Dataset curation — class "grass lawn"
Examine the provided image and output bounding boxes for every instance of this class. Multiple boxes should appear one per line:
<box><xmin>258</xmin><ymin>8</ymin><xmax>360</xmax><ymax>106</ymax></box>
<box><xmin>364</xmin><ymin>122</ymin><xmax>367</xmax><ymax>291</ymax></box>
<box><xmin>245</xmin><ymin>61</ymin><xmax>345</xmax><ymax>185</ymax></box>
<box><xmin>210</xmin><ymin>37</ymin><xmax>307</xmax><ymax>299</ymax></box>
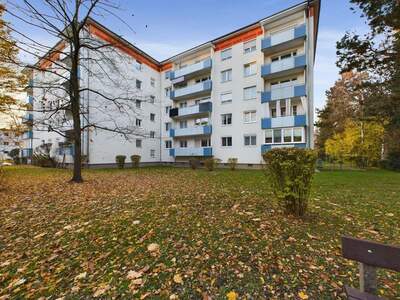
<box><xmin>0</xmin><ymin>166</ymin><xmax>399</xmax><ymax>299</ymax></box>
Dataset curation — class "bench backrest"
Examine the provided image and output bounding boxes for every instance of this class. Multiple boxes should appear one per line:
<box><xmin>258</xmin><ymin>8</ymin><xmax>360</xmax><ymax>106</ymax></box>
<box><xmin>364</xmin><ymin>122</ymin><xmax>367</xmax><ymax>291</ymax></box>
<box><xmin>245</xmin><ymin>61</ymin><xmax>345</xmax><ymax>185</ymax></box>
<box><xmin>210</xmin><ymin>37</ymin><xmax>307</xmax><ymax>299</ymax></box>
<box><xmin>342</xmin><ymin>236</ymin><xmax>400</xmax><ymax>272</ymax></box>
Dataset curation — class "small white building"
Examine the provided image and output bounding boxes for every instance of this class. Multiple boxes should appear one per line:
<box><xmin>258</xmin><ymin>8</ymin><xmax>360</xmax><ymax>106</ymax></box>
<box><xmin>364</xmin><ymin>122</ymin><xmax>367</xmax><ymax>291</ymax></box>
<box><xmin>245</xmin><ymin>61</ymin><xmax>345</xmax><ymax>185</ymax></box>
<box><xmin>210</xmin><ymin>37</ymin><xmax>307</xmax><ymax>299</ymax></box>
<box><xmin>21</xmin><ymin>0</ymin><xmax>320</xmax><ymax>167</ymax></box>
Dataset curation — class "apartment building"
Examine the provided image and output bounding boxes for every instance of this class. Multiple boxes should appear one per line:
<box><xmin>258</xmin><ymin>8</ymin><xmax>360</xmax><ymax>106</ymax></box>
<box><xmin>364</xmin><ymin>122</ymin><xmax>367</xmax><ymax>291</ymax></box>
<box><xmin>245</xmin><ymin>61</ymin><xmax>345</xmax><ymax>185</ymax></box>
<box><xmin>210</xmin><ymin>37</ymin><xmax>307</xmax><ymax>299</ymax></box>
<box><xmin>21</xmin><ymin>0</ymin><xmax>320</xmax><ymax>167</ymax></box>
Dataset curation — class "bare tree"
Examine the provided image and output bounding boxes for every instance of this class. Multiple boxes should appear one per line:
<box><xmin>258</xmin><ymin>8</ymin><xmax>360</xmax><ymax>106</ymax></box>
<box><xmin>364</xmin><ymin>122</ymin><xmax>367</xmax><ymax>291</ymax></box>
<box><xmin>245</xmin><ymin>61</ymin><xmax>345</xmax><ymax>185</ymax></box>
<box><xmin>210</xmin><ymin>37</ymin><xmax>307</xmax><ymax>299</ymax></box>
<box><xmin>3</xmin><ymin>0</ymin><xmax>155</xmax><ymax>182</ymax></box>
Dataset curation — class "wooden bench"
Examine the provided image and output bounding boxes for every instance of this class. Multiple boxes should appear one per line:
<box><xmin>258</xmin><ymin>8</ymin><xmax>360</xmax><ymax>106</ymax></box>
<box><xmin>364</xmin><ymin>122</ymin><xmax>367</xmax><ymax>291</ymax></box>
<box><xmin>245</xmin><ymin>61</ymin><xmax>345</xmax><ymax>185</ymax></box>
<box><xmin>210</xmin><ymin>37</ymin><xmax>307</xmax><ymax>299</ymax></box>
<box><xmin>341</xmin><ymin>236</ymin><xmax>400</xmax><ymax>299</ymax></box>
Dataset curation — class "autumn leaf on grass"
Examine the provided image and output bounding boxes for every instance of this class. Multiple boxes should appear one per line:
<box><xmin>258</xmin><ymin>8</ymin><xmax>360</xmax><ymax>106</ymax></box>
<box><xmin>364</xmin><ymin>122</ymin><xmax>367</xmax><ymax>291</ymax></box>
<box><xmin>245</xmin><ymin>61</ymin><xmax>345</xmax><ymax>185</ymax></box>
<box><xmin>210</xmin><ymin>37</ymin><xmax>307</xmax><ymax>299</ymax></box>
<box><xmin>93</xmin><ymin>284</ymin><xmax>110</xmax><ymax>297</ymax></box>
<box><xmin>298</xmin><ymin>291</ymin><xmax>309</xmax><ymax>299</ymax></box>
<box><xmin>127</xmin><ymin>270</ymin><xmax>142</xmax><ymax>280</ymax></box>
<box><xmin>74</xmin><ymin>272</ymin><xmax>87</xmax><ymax>281</ymax></box>
<box><xmin>173</xmin><ymin>274</ymin><xmax>183</xmax><ymax>284</ymax></box>
<box><xmin>226</xmin><ymin>291</ymin><xmax>238</xmax><ymax>300</ymax></box>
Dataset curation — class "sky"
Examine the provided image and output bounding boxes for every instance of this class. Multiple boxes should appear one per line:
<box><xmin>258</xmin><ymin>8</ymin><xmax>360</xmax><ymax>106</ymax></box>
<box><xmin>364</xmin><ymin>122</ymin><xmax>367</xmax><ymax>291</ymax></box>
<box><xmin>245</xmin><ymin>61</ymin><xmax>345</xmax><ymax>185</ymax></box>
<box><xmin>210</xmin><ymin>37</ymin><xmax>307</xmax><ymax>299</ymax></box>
<box><xmin>6</xmin><ymin>0</ymin><xmax>370</xmax><ymax>112</ymax></box>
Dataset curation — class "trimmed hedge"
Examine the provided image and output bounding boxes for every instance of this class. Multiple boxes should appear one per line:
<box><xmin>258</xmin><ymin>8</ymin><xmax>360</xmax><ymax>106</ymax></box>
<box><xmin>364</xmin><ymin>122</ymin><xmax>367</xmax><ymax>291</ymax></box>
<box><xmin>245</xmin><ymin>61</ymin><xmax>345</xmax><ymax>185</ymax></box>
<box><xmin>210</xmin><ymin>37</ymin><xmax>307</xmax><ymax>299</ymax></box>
<box><xmin>204</xmin><ymin>158</ymin><xmax>220</xmax><ymax>171</ymax></box>
<box><xmin>262</xmin><ymin>148</ymin><xmax>317</xmax><ymax>217</ymax></box>
<box><xmin>189</xmin><ymin>158</ymin><xmax>200</xmax><ymax>170</ymax></box>
<box><xmin>130</xmin><ymin>155</ymin><xmax>141</xmax><ymax>168</ymax></box>
<box><xmin>115</xmin><ymin>155</ymin><xmax>126</xmax><ymax>169</ymax></box>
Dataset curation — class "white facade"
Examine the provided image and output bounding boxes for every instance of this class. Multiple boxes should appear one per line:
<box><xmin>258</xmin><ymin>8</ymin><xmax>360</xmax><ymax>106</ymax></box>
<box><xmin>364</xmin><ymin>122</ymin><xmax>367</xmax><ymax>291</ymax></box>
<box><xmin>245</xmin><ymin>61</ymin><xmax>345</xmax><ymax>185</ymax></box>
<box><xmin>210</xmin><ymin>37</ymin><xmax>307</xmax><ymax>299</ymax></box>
<box><xmin>22</xmin><ymin>1</ymin><xmax>320</xmax><ymax>166</ymax></box>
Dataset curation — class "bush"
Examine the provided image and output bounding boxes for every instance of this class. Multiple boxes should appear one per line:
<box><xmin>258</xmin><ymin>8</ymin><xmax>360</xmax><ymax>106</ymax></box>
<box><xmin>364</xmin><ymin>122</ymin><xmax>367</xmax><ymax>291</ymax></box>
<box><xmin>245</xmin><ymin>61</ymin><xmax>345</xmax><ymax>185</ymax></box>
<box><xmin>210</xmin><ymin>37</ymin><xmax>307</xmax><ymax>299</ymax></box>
<box><xmin>227</xmin><ymin>158</ymin><xmax>238</xmax><ymax>171</ymax></box>
<box><xmin>189</xmin><ymin>158</ymin><xmax>200</xmax><ymax>170</ymax></box>
<box><xmin>204</xmin><ymin>158</ymin><xmax>220</xmax><ymax>171</ymax></box>
<box><xmin>262</xmin><ymin>148</ymin><xmax>317</xmax><ymax>217</ymax></box>
<box><xmin>32</xmin><ymin>153</ymin><xmax>56</xmax><ymax>168</ymax></box>
<box><xmin>130</xmin><ymin>155</ymin><xmax>141</xmax><ymax>168</ymax></box>
<box><xmin>116</xmin><ymin>155</ymin><xmax>126</xmax><ymax>169</ymax></box>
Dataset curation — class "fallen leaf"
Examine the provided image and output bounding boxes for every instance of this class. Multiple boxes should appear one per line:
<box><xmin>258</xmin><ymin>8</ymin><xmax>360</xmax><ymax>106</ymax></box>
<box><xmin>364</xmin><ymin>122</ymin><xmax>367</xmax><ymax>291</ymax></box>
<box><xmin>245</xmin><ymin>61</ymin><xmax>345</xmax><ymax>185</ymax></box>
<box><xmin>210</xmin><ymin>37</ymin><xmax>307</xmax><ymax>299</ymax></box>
<box><xmin>147</xmin><ymin>243</ymin><xmax>159</xmax><ymax>253</ymax></box>
<box><xmin>173</xmin><ymin>274</ymin><xmax>183</xmax><ymax>284</ymax></box>
<box><xmin>127</xmin><ymin>270</ymin><xmax>142</xmax><ymax>280</ymax></box>
<box><xmin>298</xmin><ymin>291</ymin><xmax>309</xmax><ymax>299</ymax></box>
<box><xmin>226</xmin><ymin>291</ymin><xmax>238</xmax><ymax>300</ymax></box>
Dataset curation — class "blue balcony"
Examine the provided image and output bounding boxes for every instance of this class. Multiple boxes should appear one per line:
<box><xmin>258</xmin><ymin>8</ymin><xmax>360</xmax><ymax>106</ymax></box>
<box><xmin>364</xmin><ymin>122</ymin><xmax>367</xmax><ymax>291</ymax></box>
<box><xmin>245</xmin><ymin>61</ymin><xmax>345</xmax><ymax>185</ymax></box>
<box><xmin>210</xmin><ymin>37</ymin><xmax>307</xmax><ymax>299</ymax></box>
<box><xmin>170</xmin><ymin>125</ymin><xmax>212</xmax><ymax>138</ymax></box>
<box><xmin>27</xmin><ymin>96</ymin><xmax>34</xmax><ymax>105</ymax></box>
<box><xmin>23</xmin><ymin>130</ymin><xmax>33</xmax><ymax>139</ymax></box>
<box><xmin>170</xmin><ymin>80</ymin><xmax>212</xmax><ymax>101</ymax></box>
<box><xmin>261</xmin><ymin>143</ymin><xmax>307</xmax><ymax>153</ymax></box>
<box><xmin>262</xmin><ymin>24</ymin><xmax>306</xmax><ymax>55</ymax></box>
<box><xmin>169</xmin><ymin>101</ymin><xmax>212</xmax><ymax>119</ymax></box>
<box><xmin>261</xmin><ymin>55</ymin><xmax>306</xmax><ymax>80</ymax></box>
<box><xmin>261</xmin><ymin>114</ymin><xmax>307</xmax><ymax>129</ymax></box>
<box><xmin>261</xmin><ymin>84</ymin><xmax>306</xmax><ymax>103</ymax></box>
<box><xmin>27</xmin><ymin>79</ymin><xmax>33</xmax><ymax>88</ymax></box>
<box><xmin>22</xmin><ymin>113</ymin><xmax>33</xmax><ymax>124</ymax></box>
<box><xmin>21</xmin><ymin>148</ymin><xmax>33</xmax><ymax>157</ymax></box>
<box><xmin>170</xmin><ymin>59</ymin><xmax>212</xmax><ymax>83</ymax></box>
<box><xmin>169</xmin><ymin>147</ymin><xmax>213</xmax><ymax>157</ymax></box>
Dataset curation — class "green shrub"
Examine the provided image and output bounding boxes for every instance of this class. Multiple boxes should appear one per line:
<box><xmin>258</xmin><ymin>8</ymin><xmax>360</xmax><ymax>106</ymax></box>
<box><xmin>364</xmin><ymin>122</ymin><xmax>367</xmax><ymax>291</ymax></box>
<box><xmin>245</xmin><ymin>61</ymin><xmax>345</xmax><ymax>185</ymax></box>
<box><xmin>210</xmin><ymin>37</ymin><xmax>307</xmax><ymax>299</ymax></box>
<box><xmin>189</xmin><ymin>158</ymin><xmax>200</xmax><ymax>170</ymax></box>
<box><xmin>227</xmin><ymin>158</ymin><xmax>238</xmax><ymax>171</ymax></box>
<box><xmin>204</xmin><ymin>158</ymin><xmax>220</xmax><ymax>171</ymax></box>
<box><xmin>32</xmin><ymin>153</ymin><xmax>56</xmax><ymax>168</ymax></box>
<box><xmin>262</xmin><ymin>148</ymin><xmax>317</xmax><ymax>217</ymax></box>
<box><xmin>115</xmin><ymin>155</ymin><xmax>126</xmax><ymax>169</ymax></box>
<box><xmin>130</xmin><ymin>155</ymin><xmax>141</xmax><ymax>168</ymax></box>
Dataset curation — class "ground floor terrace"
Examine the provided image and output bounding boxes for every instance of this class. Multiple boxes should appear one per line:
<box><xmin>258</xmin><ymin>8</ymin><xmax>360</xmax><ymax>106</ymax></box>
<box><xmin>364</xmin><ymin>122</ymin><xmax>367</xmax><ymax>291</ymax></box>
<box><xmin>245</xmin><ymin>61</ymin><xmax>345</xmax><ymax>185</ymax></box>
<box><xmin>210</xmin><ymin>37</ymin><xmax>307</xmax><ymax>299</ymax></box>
<box><xmin>0</xmin><ymin>166</ymin><xmax>399</xmax><ymax>299</ymax></box>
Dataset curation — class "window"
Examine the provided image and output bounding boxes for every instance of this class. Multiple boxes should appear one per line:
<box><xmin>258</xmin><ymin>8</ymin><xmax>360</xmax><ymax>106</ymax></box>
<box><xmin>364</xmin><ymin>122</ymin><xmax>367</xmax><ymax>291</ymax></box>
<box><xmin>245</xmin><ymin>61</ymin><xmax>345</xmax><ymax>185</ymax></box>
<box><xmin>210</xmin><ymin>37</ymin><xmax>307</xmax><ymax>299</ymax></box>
<box><xmin>165</xmin><ymin>122</ymin><xmax>171</xmax><ymax>131</ymax></box>
<box><xmin>165</xmin><ymin>106</ymin><xmax>171</xmax><ymax>114</ymax></box>
<box><xmin>244</xmin><ymin>135</ymin><xmax>257</xmax><ymax>146</ymax></box>
<box><xmin>244</xmin><ymin>39</ymin><xmax>256</xmax><ymax>54</ymax></box>
<box><xmin>271</xmin><ymin>108</ymin><xmax>277</xmax><ymax>118</ymax></box>
<box><xmin>195</xmin><ymin>117</ymin><xmax>209</xmax><ymax>126</ymax></box>
<box><xmin>293</xmin><ymin>128</ymin><xmax>303</xmax><ymax>142</ymax></box>
<box><xmin>281</xmin><ymin>106</ymin><xmax>287</xmax><ymax>116</ymax></box>
<box><xmin>135</xmin><ymin>99</ymin><xmax>141</xmax><ymax>108</ymax></box>
<box><xmin>273</xmin><ymin>129</ymin><xmax>282</xmax><ymax>144</ymax></box>
<box><xmin>150</xmin><ymin>113</ymin><xmax>155</xmax><ymax>122</ymax></box>
<box><xmin>221</xmin><ymin>48</ymin><xmax>232</xmax><ymax>61</ymax></box>
<box><xmin>243</xmin><ymin>111</ymin><xmax>256</xmax><ymax>123</ymax></box>
<box><xmin>221</xmin><ymin>136</ymin><xmax>232</xmax><ymax>147</ymax></box>
<box><xmin>135</xmin><ymin>60</ymin><xmax>142</xmax><ymax>71</ymax></box>
<box><xmin>136</xmin><ymin>79</ymin><xmax>142</xmax><ymax>89</ymax></box>
<box><xmin>221</xmin><ymin>69</ymin><xmax>232</xmax><ymax>83</ymax></box>
<box><xmin>271</xmin><ymin>51</ymin><xmax>297</xmax><ymax>63</ymax></box>
<box><xmin>292</xmin><ymin>105</ymin><xmax>298</xmax><ymax>116</ymax></box>
<box><xmin>180</xmin><ymin>140</ymin><xmax>188</xmax><ymax>148</ymax></box>
<box><xmin>165</xmin><ymin>140</ymin><xmax>172</xmax><ymax>149</ymax></box>
<box><xmin>179</xmin><ymin>120</ymin><xmax>187</xmax><ymax>129</ymax></box>
<box><xmin>179</xmin><ymin>102</ymin><xmax>187</xmax><ymax>108</ymax></box>
<box><xmin>150</xmin><ymin>149</ymin><xmax>156</xmax><ymax>158</ymax></box>
<box><xmin>221</xmin><ymin>113</ymin><xmax>232</xmax><ymax>125</ymax></box>
<box><xmin>201</xmin><ymin>139</ymin><xmax>211</xmax><ymax>147</ymax></box>
<box><xmin>244</xmin><ymin>62</ymin><xmax>256</xmax><ymax>77</ymax></box>
<box><xmin>136</xmin><ymin>139</ymin><xmax>142</xmax><ymax>148</ymax></box>
<box><xmin>243</xmin><ymin>86</ymin><xmax>257</xmax><ymax>100</ymax></box>
<box><xmin>150</xmin><ymin>78</ymin><xmax>155</xmax><ymax>87</ymax></box>
<box><xmin>149</xmin><ymin>96</ymin><xmax>155</xmax><ymax>103</ymax></box>
<box><xmin>265</xmin><ymin>130</ymin><xmax>273</xmax><ymax>144</ymax></box>
<box><xmin>165</xmin><ymin>87</ymin><xmax>171</xmax><ymax>97</ymax></box>
<box><xmin>150</xmin><ymin>131</ymin><xmax>155</xmax><ymax>138</ymax></box>
<box><xmin>136</xmin><ymin>118</ymin><xmax>142</xmax><ymax>127</ymax></box>
<box><xmin>220</xmin><ymin>92</ymin><xmax>232</xmax><ymax>104</ymax></box>
<box><xmin>195</xmin><ymin>76</ymin><xmax>210</xmax><ymax>83</ymax></box>
<box><xmin>283</xmin><ymin>128</ymin><xmax>292</xmax><ymax>143</ymax></box>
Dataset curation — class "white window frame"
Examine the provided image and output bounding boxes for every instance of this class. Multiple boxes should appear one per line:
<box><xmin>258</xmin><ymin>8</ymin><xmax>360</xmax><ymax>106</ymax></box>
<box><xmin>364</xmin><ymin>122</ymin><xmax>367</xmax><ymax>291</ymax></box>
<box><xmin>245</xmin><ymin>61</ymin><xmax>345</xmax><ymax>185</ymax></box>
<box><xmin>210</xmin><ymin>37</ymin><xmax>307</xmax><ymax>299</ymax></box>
<box><xmin>150</xmin><ymin>113</ymin><xmax>155</xmax><ymax>122</ymax></box>
<box><xmin>221</xmin><ymin>48</ymin><xmax>232</xmax><ymax>61</ymax></box>
<box><xmin>243</xmin><ymin>86</ymin><xmax>257</xmax><ymax>101</ymax></box>
<box><xmin>136</xmin><ymin>139</ymin><xmax>142</xmax><ymax>148</ymax></box>
<box><xmin>220</xmin><ymin>91</ymin><xmax>232</xmax><ymax>104</ymax></box>
<box><xmin>221</xmin><ymin>69</ymin><xmax>232</xmax><ymax>83</ymax></box>
<box><xmin>180</xmin><ymin>140</ymin><xmax>188</xmax><ymax>148</ymax></box>
<box><xmin>243</xmin><ymin>110</ymin><xmax>257</xmax><ymax>123</ymax></box>
<box><xmin>165</xmin><ymin>140</ymin><xmax>172</xmax><ymax>149</ymax></box>
<box><xmin>243</xmin><ymin>62</ymin><xmax>256</xmax><ymax>77</ymax></box>
<box><xmin>244</xmin><ymin>134</ymin><xmax>257</xmax><ymax>147</ymax></box>
<box><xmin>221</xmin><ymin>136</ymin><xmax>233</xmax><ymax>147</ymax></box>
<box><xmin>243</xmin><ymin>39</ymin><xmax>256</xmax><ymax>54</ymax></box>
<box><xmin>150</xmin><ymin>149</ymin><xmax>156</xmax><ymax>158</ymax></box>
<box><xmin>264</xmin><ymin>127</ymin><xmax>305</xmax><ymax>145</ymax></box>
<box><xmin>221</xmin><ymin>113</ymin><xmax>232</xmax><ymax>126</ymax></box>
<box><xmin>136</xmin><ymin>118</ymin><xmax>142</xmax><ymax>127</ymax></box>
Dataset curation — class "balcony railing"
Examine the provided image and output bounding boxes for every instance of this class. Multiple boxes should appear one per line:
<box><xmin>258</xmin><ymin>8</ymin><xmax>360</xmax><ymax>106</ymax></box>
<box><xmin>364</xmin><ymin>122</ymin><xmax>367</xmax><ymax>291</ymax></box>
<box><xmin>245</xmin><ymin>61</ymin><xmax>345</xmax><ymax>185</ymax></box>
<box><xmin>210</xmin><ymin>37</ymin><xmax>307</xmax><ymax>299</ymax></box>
<box><xmin>261</xmin><ymin>143</ymin><xmax>306</xmax><ymax>152</ymax></box>
<box><xmin>262</xmin><ymin>24</ymin><xmax>306</xmax><ymax>54</ymax></box>
<box><xmin>169</xmin><ymin>147</ymin><xmax>213</xmax><ymax>157</ymax></box>
<box><xmin>23</xmin><ymin>130</ymin><xmax>33</xmax><ymax>139</ymax></box>
<box><xmin>261</xmin><ymin>114</ymin><xmax>307</xmax><ymax>129</ymax></box>
<box><xmin>21</xmin><ymin>148</ymin><xmax>33</xmax><ymax>157</ymax></box>
<box><xmin>22</xmin><ymin>113</ymin><xmax>33</xmax><ymax>124</ymax></box>
<box><xmin>170</xmin><ymin>125</ymin><xmax>212</xmax><ymax>138</ymax></box>
<box><xmin>261</xmin><ymin>84</ymin><xmax>306</xmax><ymax>103</ymax></box>
<box><xmin>169</xmin><ymin>101</ymin><xmax>212</xmax><ymax>119</ymax></box>
<box><xmin>261</xmin><ymin>55</ymin><xmax>306</xmax><ymax>79</ymax></box>
<box><xmin>170</xmin><ymin>80</ymin><xmax>212</xmax><ymax>100</ymax></box>
<box><xmin>170</xmin><ymin>59</ymin><xmax>212</xmax><ymax>82</ymax></box>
